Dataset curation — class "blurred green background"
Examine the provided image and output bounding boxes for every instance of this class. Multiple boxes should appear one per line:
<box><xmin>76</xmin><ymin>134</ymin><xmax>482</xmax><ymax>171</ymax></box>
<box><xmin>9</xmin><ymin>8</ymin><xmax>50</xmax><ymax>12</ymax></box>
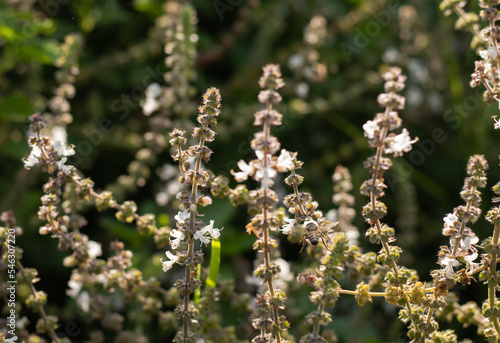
<box><xmin>1</xmin><ymin>0</ymin><xmax>498</xmax><ymax>342</ymax></box>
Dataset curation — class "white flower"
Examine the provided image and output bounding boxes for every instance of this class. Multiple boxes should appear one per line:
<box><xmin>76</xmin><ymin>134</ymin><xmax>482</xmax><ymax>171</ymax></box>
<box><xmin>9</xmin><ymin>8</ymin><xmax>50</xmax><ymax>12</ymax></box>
<box><xmin>276</xmin><ymin>149</ymin><xmax>295</xmax><ymax>172</ymax></box>
<box><xmin>442</xmin><ymin>213</ymin><xmax>458</xmax><ymax>235</ymax></box>
<box><xmin>480</xmin><ymin>45</ymin><xmax>498</xmax><ymax>60</ymax></box>
<box><xmin>174</xmin><ymin>210</ymin><xmax>190</xmax><ymax>226</ymax></box>
<box><xmin>210</xmin><ymin>223</ymin><xmax>222</xmax><ymax>239</ymax></box>
<box><xmin>440</xmin><ymin>257</ymin><xmax>459</xmax><ymax>279</ymax></box>
<box><xmin>281</xmin><ymin>217</ymin><xmax>296</xmax><ymax>235</ymax></box>
<box><xmin>273</xmin><ymin>258</ymin><xmax>294</xmax><ymax>291</ymax></box>
<box><xmin>193</xmin><ymin>220</ymin><xmax>221</xmax><ymax>245</ymax></box>
<box><xmin>53</xmin><ymin>140</ymin><xmax>75</xmax><ymax>157</ymax></box>
<box><xmin>51</xmin><ymin>126</ymin><xmax>68</xmax><ymax>143</ymax></box>
<box><xmin>461</xmin><ymin>235</ymin><xmax>479</xmax><ymax>268</ymax></box>
<box><xmin>87</xmin><ymin>241</ymin><xmax>102</xmax><ymax>259</ymax></box>
<box><xmin>363</xmin><ymin>120</ymin><xmax>379</xmax><ymax>139</ymax></box>
<box><xmin>232</xmin><ymin>160</ymin><xmax>254</xmax><ymax>182</ymax></box>
<box><xmin>57</xmin><ymin>157</ymin><xmax>73</xmax><ymax>174</ymax></box>
<box><xmin>194</xmin><ymin>227</ymin><xmax>211</xmax><ymax>245</ymax></box>
<box><xmin>77</xmin><ymin>291</ymin><xmax>90</xmax><ymax>313</ymax></box>
<box><xmin>443</xmin><ymin>213</ymin><xmax>457</xmax><ymax>227</ymax></box>
<box><xmin>169</xmin><ymin>229</ymin><xmax>185</xmax><ymax>249</ymax></box>
<box><xmin>345</xmin><ymin>229</ymin><xmax>360</xmax><ymax>246</ymax></box>
<box><xmin>385</xmin><ymin>129</ymin><xmax>418</xmax><ymax>156</ymax></box>
<box><xmin>256</xmin><ymin>166</ymin><xmax>277</xmax><ymax>189</ymax></box>
<box><xmin>461</xmin><ymin>235</ymin><xmax>479</xmax><ymax>251</ymax></box>
<box><xmin>142</xmin><ymin>83</ymin><xmax>162</xmax><ymax>116</ymax></box>
<box><xmin>142</xmin><ymin>97</ymin><xmax>160</xmax><ymax>116</ymax></box>
<box><xmin>24</xmin><ymin>145</ymin><xmax>42</xmax><ymax>168</ymax></box>
<box><xmin>464</xmin><ymin>251</ymin><xmax>478</xmax><ymax>263</ymax></box>
<box><xmin>67</xmin><ymin>279</ymin><xmax>82</xmax><ymax>298</ymax></box>
<box><xmin>161</xmin><ymin>251</ymin><xmax>179</xmax><ymax>271</ymax></box>
<box><xmin>494</xmin><ymin>116</ymin><xmax>500</xmax><ymax>129</ymax></box>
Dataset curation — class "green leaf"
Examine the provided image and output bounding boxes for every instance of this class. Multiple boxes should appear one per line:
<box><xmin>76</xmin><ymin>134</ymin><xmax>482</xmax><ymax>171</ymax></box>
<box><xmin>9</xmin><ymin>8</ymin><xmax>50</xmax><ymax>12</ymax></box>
<box><xmin>0</xmin><ymin>93</ymin><xmax>34</xmax><ymax>121</ymax></box>
<box><xmin>133</xmin><ymin>0</ymin><xmax>163</xmax><ymax>16</ymax></box>
<box><xmin>14</xmin><ymin>38</ymin><xmax>62</xmax><ymax>65</ymax></box>
<box><xmin>206</xmin><ymin>239</ymin><xmax>221</xmax><ymax>289</ymax></box>
<box><xmin>0</xmin><ymin>24</ymin><xmax>17</xmax><ymax>42</ymax></box>
<box><xmin>157</xmin><ymin>213</ymin><xmax>170</xmax><ymax>227</ymax></box>
<box><xmin>99</xmin><ymin>217</ymin><xmax>144</xmax><ymax>248</ymax></box>
<box><xmin>0</xmin><ymin>11</ymin><xmax>22</xmax><ymax>42</ymax></box>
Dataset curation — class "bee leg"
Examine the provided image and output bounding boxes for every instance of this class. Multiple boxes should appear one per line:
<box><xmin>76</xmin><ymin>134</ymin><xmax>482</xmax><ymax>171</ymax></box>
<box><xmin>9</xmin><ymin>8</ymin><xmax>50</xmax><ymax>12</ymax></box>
<box><xmin>299</xmin><ymin>236</ymin><xmax>306</xmax><ymax>253</ymax></box>
<box><xmin>320</xmin><ymin>234</ymin><xmax>330</xmax><ymax>250</ymax></box>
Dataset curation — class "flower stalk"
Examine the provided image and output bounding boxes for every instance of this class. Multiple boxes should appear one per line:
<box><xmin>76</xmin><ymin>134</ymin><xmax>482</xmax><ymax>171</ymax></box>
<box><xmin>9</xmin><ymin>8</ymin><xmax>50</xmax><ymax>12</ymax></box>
<box><xmin>163</xmin><ymin>87</ymin><xmax>222</xmax><ymax>342</ymax></box>
<box><xmin>232</xmin><ymin>64</ymin><xmax>294</xmax><ymax>343</ymax></box>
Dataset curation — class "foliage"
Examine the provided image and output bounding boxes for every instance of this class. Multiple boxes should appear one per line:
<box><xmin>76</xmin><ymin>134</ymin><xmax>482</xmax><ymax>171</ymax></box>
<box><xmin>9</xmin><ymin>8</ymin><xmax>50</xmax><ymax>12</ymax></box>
<box><xmin>2</xmin><ymin>0</ymin><xmax>500</xmax><ymax>342</ymax></box>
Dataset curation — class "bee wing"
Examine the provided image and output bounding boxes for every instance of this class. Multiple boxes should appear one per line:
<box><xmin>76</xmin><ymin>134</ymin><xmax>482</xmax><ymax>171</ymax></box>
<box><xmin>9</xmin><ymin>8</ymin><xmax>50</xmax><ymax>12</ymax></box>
<box><xmin>321</xmin><ymin>220</ymin><xmax>339</xmax><ymax>231</ymax></box>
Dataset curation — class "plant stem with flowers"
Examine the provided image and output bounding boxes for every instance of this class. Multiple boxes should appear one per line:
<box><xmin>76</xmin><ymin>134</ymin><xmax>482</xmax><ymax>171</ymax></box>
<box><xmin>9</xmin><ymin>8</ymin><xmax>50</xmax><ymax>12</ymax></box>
<box><xmin>162</xmin><ymin>87</ymin><xmax>222</xmax><ymax>343</ymax></box>
<box><xmin>485</xmin><ymin>205</ymin><xmax>500</xmax><ymax>338</ymax></box>
<box><xmin>0</xmin><ymin>211</ymin><xmax>63</xmax><ymax>343</ymax></box>
<box><xmin>482</xmin><ymin>162</ymin><xmax>500</xmax><ymax>339</ymax></box>
<box><xmin>280</xmin><ymin>147</ymin><xmax>339</xmax><ymax>342</ymax></box>
<box><xmin>360</xmin><ymin>67</ymin><xmax>435</xmax><ymax>341</ymax></box>
<box><xmin>441</xmin><ymin>0</ymin><xmax>500</xmax><ymax>339</ymax></box>
<box><xmin>232</xmin><ymin>64</ymin><xmax>296</xmax><ymax>343</ymax></box>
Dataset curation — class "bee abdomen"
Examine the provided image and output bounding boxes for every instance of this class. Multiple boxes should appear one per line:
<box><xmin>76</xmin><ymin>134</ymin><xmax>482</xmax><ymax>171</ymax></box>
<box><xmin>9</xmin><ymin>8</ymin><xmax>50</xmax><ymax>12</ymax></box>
<box><xmin>309</xmin><ymin>235</ymin><xmax>319</xmax><ymax>246</ymax></box>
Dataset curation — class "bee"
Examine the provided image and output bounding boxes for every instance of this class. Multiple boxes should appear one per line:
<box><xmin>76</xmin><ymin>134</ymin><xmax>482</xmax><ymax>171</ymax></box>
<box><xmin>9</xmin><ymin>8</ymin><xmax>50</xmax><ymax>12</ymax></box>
<box><xmin>458</xmin><ymin>268</ymin><xmax>476</xmax><ymax>285</ymax></box>
<box><xmin>297</xmin><ymin>271</ymin><xmax>319</xmax><ymax>290</ymax></box>
<box><xmin>299</xmin><ymin>218</ymin><xmax>338</xmax><ymax>253</ymax></box>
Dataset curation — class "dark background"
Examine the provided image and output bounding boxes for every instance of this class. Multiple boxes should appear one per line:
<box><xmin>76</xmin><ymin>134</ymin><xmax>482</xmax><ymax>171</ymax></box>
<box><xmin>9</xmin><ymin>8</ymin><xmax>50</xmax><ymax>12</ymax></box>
<box><xmin>0</xmin><ymin>0</ymin><xmax>497</xmax><ymax>342</ymax></box>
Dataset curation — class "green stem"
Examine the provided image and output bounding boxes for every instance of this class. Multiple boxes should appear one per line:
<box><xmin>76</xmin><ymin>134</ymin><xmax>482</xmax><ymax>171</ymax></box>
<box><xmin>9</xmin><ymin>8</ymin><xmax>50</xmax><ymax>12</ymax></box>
<box><xmin>312</xmin><ymin>302</ymin><xmax>325</xmax><ymax>338</ymax></box>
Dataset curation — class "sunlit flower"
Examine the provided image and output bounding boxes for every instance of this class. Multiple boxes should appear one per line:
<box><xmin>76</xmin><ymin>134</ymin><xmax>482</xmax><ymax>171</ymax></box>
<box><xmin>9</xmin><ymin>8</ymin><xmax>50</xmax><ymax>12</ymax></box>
<box><xmin>385</xmin><ymin>129</ymin><xmax>418</xmax><ymax>156</ymax></box>
<box><xmin>87</xmin><ymin>241</ymin><xmax>102</xmax><ymax>259</ymax></box>
<box><xmin>175</xmin><ymin>210</ymin><xmax>190</xmax><ymax>226</ymax></box>
<box><xmin>442</xmin><ymin>213</ymin><xmax>458</xmax><ymax>235</ymax></box>
<box><xmin>363</xmin><ymin>120</ymin><xmax>379</xmax><ymax>139</ymax></box>
<box><xmin>256</xmin><ymin>166</ymin><xmax>277</xmax><ymax>189</ymax></box>
<box><xmin>479</xmin><ymin>45</ymin><xmax>498</xmax><ymax>60</ymax></box>
<box><xmin>273</xmin><ymin>257</ymin><xmax>294</xmax><ymax>290</ymax></box>
<box><xmin>24</xmin><ymin>146</ymin><xmax>42</xmax><ymax>169</ymax></box>
<box><xmin>53</xmin><ymin>140</ymin><xmax>75</xmax><ymax>157</ymax></box>
<box><xmin>493</xmin><ymin>116</ymin><xmax>500</xmax><ymax>129</ymax></box>
<box><xmin>161</xmin><ymin>251</ymin><xmax>179</xmax><ymax>271</ymax></box>
<box><xmin>281</xmin><ymin>217</ymin><xmax>296</xmax><ymax>235</ymax></box>
<box><xmin>67</xmin><ymin>279</ymin><xmax>82</xmax><ymax>298</ymax></box>
<box><xmin>461</xmin><ymin>235</ymin><xmax>479</xmax><ymax>252</ymax></box>
<box><xmin>194</xmin><ymin>226</ymin><xmax>211</xmax><ymax>245</ymax></box>
<box><xmin>77</xmin><ymin>291</ymin><xmax>90</xmax><ymax>313</ymax></box>
<box><xmin>210</xmin><ymin>222</ymin><xmax>222</xmax><ymax>239</ymax></box>
<box><xmin>443</xmin><ymin>213</ymin><xmax>457</xmax><ymax>227</ymax></box>
<box><xmin>194</xmin><ymin>220</ymin><xmax>221</xmax><ymax>245</ymax></box>
<box><xmin>232</xmin><ymin>160</ymin><xmax>254</xmax><ymax>182</ymax></box>
<box><xmin>440</xmin><ymin>257</ymin><xmax>459</xmax><ymax>279</ymax></box>
<box><xmin>276</xmin><ymin>149</ymin><xmax>295</xmax><ymax>172</ymax></box>
<box><xmin>169</xmin><ymin>229</ymin><xmax>185</xmax><ymax>249</ymax></box>
<box><xmin>142</xmin><ymin>83</ymin><xmax>162</xmax><ymax>116</ymax></box>
<box><xmin>57</xmin><ymin>157</ymin><xmax>72</xmax><ymax>174</ymax></box>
